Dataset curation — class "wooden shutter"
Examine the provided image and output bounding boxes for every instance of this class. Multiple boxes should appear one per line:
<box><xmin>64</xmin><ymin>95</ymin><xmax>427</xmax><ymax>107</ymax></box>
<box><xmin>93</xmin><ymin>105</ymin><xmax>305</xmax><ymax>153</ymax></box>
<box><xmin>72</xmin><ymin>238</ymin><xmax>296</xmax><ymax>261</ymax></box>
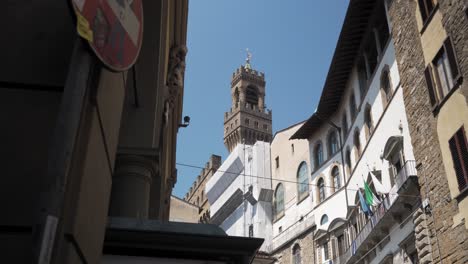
<box><xmin>424</xmin><ymin>66</ymin><xmax>438</xmax><ymax>107</ymax></box>
<box><xmin>444</xmin><ymin>37</ymin><xmax>460</xmax><ymax>81</ymax></box>
<box><xmin>449</xmin><ymin>127</ymin><xmax>468</xmax><ymax>191</ymax></box>
<box><xmin>418</xmin><ymin>0</ymin><xmax>428</xmax><ymax>21</ymax></box>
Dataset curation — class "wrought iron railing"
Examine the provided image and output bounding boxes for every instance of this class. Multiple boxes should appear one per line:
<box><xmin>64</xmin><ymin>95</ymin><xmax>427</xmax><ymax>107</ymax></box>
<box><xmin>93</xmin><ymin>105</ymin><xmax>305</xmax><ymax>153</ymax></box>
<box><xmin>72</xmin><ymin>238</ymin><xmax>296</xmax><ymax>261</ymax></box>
<box><xmin>332</xmin><ymin>160</ymin><xmax>417</xmax><ymax>264</ymax></box>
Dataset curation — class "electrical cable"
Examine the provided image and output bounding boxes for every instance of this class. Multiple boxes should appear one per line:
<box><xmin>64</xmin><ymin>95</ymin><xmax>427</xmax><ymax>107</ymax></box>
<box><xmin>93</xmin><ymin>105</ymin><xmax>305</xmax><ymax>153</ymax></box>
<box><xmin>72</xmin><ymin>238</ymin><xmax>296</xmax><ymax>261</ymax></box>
<box><xmin>176</xmin><ymin>162</ymin><xmax>422</xmax><ymax>198</ymax></box>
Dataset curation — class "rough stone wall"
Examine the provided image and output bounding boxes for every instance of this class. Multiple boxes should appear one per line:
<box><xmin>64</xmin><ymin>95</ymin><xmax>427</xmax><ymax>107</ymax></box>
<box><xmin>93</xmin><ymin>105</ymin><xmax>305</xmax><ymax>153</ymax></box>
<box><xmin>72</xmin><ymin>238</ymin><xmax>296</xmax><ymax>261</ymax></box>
<box><xmin>271</xmin><ymin>229</ymin><xmax>315</xmax><ymax>264</ymax></box>
<box><xmin>387</xmin><ymin>1</ymin><xmax>468</xmax><ymax>263</ymax></box>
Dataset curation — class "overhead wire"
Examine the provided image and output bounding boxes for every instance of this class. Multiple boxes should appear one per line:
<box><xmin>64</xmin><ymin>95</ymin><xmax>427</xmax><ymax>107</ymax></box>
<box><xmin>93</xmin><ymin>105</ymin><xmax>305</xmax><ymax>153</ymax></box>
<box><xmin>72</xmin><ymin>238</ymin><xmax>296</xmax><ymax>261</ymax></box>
<box><xmin>176</xmin><ymin>161</ymin><xmax>422</xmax><ymax>198</ymax></box>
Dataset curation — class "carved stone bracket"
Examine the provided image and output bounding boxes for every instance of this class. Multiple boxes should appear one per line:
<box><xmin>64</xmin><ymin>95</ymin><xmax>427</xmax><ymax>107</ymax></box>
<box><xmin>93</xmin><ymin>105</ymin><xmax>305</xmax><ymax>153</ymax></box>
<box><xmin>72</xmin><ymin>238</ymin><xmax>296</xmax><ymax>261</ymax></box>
<box><xmin>163</xmin><ymin>45</ymin><xmax>187</xmax><ymax>125</ymax></box>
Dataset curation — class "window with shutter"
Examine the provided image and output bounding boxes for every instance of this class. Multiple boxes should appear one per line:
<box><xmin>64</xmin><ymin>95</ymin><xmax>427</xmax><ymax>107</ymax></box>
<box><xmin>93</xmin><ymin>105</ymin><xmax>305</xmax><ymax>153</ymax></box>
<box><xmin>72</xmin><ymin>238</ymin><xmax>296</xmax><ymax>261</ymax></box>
<box><xmin>444</xmin><ymin>37</ymin><xmax>460</xmax><ymax>82</ymax></box>
<box><xmin>424</xmin><ymin>37</ymin><xmax>461</xmax><ymax>110</ymax></box>
<box><xmin>424</xmin><ymin>66</ymin><xmax>438</xmax><ymax>107</ymax></box>
<box><xmin>449</xmin><ymin>127</ymin><xmax>468</xmax><ymax>191</ymax></box>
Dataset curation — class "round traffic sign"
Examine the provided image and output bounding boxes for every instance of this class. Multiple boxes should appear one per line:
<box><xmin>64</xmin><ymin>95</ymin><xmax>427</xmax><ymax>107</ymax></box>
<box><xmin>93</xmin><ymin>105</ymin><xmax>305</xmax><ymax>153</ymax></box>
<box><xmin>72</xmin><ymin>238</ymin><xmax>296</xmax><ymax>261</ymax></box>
<box><xmin>72</xmin><ymin>0</ymin><xmax>143</xmax><ymax>72</ymax></box>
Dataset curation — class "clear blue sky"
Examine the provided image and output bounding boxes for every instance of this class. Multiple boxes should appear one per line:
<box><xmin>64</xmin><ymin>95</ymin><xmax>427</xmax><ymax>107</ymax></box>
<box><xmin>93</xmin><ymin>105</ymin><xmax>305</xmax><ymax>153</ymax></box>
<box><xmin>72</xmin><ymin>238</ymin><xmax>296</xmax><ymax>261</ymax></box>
<box><xmin>174</xmin><ymin>0</ymin><xmax>349</xmax><ymax>198</ymax></box>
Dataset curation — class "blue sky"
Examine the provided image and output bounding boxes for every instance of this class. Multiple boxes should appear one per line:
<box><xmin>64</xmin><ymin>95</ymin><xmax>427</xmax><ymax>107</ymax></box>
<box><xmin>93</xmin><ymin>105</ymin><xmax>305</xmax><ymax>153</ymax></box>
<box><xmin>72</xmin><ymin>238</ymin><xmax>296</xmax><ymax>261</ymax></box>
<box><xmin>174</xmin><ymin>0</ymin><xmax>349</xmax><ymax>198</ymax></box>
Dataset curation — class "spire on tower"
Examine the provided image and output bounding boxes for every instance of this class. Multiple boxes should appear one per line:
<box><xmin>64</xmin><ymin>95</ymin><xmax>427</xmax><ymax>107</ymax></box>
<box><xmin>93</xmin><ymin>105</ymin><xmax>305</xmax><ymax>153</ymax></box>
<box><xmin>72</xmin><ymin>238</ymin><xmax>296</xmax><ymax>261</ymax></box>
<box><xmin>245</xmin><ymin>48</ymin><xmax>252</xmax><ymax>69</ymax></box>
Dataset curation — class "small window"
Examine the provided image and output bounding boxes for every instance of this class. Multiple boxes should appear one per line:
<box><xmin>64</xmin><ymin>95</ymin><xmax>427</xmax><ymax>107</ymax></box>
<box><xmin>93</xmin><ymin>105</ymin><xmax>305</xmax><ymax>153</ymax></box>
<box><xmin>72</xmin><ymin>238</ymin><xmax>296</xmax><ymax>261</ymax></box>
<box><xmin>318</xmin><ymin>178</ymin><xmax>326</xmax><ymax>202</ymax></box>
<box><xmin>342</xmin><ymin>114</ymin><xmax>349</xmax><ymax>135</ymax></box>
<box><xmin>381</xmin><ymin>66</ymin><xmax>392</xmax><ymax>107</ymax></box>
<box><xmin>245</xmin><ymin>118</ymin><xmax>250</xmax><ymax>125</ymax></box>
<box><xmin>297</xmin><ymin>162</ymin><xmax>309</xmax><ymax>199</ymax></box>
<box><xmin>293</xmin><ymin>244</ymin><xmax>301</xmax><ymax>264</ymax></box>
<box><xmin>418</xmin><ymin>0</ymin><xmax>435</xmax><ymax>23</ymax></box>
<box><xmin>346</xmin><ymin>148</ymin><xmax>352</xmax><ymax>171</ymax></box>
<box><xmin>354</xmin><ymin>130</ymin><xmax>361</xmax><ymax>158</ymax></box>
<box><xmin>320</xmin><ymin>214</ymin><xmax>329</xmax><ymax>225</ymax></box>
<box><xmin>279</xmin><ymin>226</ymin><xmax>283</xmax><ymax>233</ymax></box>
<box><xmin>275</xmin><ymin>156</ymin><xmax>280</xmax><ymax>168</ymax></box>
<box><xmin>291</xmin><ymin>144</ymin><xmax>295</xmax><ymax>154</ymax></box>
<box><xmin>328</xmin><ymin>131</ymin><xmax>339</xmax><ymax>156</ymax></box>
<box><xmin>235</xmin><ymin>119</ymin><xmax>238</xmax><ymax>125</ymax></box>
<box><xmin>364</xmin><ymin>105</ymin><xmax>374</xmax><ymax>138</ymax></box>
<box><xmin>332</xmin><ymin>166</ymin><xmax>341</xmax><ymax>190</ymax></box>
<box><xmin>350</xmin><ymin>93</ymin><xmax>357</xmax><ymax>120</ymax></box>
<box><xmin>274</xmin><ymin>184</ymin><xmax>285</xmax><ymax>217</ymax></box>
<box><xmin>263</xmin><ymin>124</ymin><xmax>268</xmax><ymax>130</ymax></box>
<box><xmin>248</xmin><ymin>224</ymin><xmax>254</xmax><ymax>237</ymax></box>
<box><xmin>314</xmin><ymin>142</ymin><xmax>324</xmax><ymax>168</ymax></box>
<box><xmin>254</xmin><ymin>121</ymin><xmax>259</xmax><ymax>128</ymax></box>
<box><xmin>323</xmin><ymin>242</ymin><xmax>330</xmax><ymax>261</ymax></box>
<box><xmin>449</xmin><ymin>126</ymin><xmax>468</xmax><ymax>191</ymax></box>
<box><xmin>231</xmin><ymin>123</ymin><xmax>233</xmax><ymax>128</ymax></box>
<box><xmin>425</xmin><ymin>37</ymin><xmax>460</xmax><ymax>108</ymax></box>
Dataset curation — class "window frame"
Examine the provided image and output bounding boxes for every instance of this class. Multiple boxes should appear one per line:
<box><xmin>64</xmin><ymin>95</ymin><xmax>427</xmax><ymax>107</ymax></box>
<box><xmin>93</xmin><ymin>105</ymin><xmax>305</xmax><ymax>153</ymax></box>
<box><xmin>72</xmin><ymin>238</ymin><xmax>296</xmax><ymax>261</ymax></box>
<box><xmin>332</xmin><ymin>166</ymin><xmax>341</xmax><ymax>191</ymax></box>
<box><xmin>424</xmin><ymin>36</ymin><xmax>462</xmax><ymax>113</ymax></box>
<box><xmin>449</xmin><ymin>126</ymin><xmax>468</xmax><ymax>193</ymax></box>
<box><xmin>318</xmin><ymin>178</ymin><xmax>326</xmax><ymax>202</ymax></box>
<box><xmin>328</xmin><ymin>131</ymin><xmax>339</xmax><ymax>157</ymax></box>
<box><xmin>314</xmin><ymin>142</ymin><xmax>324</xmax><ymax>169</ymax></box>
<box><xmin>274</xmin><ymin>183</ymin><xmax>285</xmax><ymax>219</ymax></box>
<box><xmin>297</xmin><ymin>162</ymin><xmax>310</xmax><ymax>201</ymax></box>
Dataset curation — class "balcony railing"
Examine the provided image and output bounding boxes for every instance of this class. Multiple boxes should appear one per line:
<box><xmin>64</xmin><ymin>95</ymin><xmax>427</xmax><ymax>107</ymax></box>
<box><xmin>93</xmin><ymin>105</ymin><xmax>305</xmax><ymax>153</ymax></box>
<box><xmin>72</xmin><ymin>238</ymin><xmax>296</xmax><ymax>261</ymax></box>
<box><xmin>266</xmin><ymin>214</ymin><xmax>315</xmax><ymax>253</ymax></box>
<box><xmin>332</xmin><ymin>160</ymin><xmax>417</xmax><ymax>264</ymax></box>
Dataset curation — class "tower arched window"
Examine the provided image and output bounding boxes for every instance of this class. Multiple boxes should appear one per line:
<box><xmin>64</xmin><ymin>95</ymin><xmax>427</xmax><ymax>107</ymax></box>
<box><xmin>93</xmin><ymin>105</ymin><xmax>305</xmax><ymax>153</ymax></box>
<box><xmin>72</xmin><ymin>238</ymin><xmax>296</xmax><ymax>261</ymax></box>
<box><xmin>354</xmin><ymin>129</ymin><xmax>361</xmax><ymax>159</ymax></box>
<box><xmin>274</xmin><ymin>184</ymin><xmax>284</xmax><ymax>218</ymax></box>
<box><xmin>297</xmin><ymin>162</ymin><xmax>309</xmax><ymax>200</ymax></box>
<box><xmin>246</xmin><ymin>85</ymin><xmax>259</xmax><ymax>106</ymax></box>
<box><xmin>293</xmin><ymin>244</ymin><xmax>301</xmax><ymax>264</ymax></box>
<box><xmin>332</xmin><ymin>166</ymin><xmax>341</xmax><ymax>191</ymax></box>
<box><xmin>350</xmin><ymin>93</ymin><xmax>357</xmax><ymax>120</ymax></box>
<box><xmin>314</xmin><ymin>142</ymin><xmax>324</xmax><ymax>169</ymax></box>
<box><xmin>328</xmin><ymin>131</ymin><xmax>339</xmax><ymax>157</ymax></box>
<box><xmin>234</xmin><ymin>88</ymin><xmax>240</xmax><ymax>106</ymax></box>
<box><xmin>380</xmin><ymin>65</ymin><xmax>392</xmax><ymax>107</ymax></box>
<box><xmin>318</xmin><ymin>178</ymin><xmax>326</xmax><ymax>202</ymax></box>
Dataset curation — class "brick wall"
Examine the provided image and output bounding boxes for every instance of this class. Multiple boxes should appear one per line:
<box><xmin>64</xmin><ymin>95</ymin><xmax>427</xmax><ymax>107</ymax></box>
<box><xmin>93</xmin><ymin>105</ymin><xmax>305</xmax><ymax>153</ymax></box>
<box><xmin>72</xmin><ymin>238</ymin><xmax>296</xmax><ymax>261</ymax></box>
<box><xmin>387</xmin><ymin>0</ymin><xmax>468</xmax><ymax>263</ymax></box>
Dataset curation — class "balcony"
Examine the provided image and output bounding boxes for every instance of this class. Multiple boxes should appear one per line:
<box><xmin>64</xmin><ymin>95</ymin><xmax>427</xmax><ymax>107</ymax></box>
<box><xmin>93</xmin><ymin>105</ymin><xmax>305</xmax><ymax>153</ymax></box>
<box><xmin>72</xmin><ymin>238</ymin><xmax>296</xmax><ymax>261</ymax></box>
<box><xmin>266</xmin><ymin>214</ymin><xmax>315</xmax><ymax>253</ymax></box>
<box><xmin>333</xmin><ymin>160</ymin><xmax>419</xmax><ymax>264</ymax></box>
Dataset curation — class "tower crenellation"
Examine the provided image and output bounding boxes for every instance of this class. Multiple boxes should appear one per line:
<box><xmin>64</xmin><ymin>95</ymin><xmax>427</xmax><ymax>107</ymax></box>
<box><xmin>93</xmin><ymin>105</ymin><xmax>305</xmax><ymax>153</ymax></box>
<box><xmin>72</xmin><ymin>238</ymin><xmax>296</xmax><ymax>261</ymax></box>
<box><xmin>224</xmin><ymin>59</ymin><xmax>272</xmax><ymax>152</ymax></box>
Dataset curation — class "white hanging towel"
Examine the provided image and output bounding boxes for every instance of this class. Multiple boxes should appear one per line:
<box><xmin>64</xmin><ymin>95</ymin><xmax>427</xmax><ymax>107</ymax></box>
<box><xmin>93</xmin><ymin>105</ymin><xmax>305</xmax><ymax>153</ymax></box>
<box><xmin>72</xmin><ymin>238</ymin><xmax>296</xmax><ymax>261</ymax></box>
<box><xmin>370</xmin><ymin>171</ymin><xmax>390</xmax><ymax>194</ymax></box>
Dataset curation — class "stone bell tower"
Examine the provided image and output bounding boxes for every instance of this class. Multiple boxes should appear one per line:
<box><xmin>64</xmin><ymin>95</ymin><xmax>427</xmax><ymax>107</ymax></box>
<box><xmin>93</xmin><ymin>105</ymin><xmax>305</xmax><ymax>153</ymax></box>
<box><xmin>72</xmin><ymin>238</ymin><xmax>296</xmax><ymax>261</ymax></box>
<box><xmin>223</xmin><ymin>53</ymin><xmax>272</xmax><ymax>152</ymax></box>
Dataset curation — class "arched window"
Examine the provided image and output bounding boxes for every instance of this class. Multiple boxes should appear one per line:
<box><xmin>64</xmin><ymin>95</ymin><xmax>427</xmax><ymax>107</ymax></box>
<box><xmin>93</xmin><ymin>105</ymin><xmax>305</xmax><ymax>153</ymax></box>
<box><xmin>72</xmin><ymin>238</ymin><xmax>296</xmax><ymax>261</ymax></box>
<box><xmin>274</xmin><ymin>184</ymin><xmax>285</xmax><ymax>217</ymax></box>
<box><xmin>233</xmin><ymin>88</ymin><xmax>240</xmax><ymax>106</ymax></box>
<box><xmin>345</xmin><ymin>147</ymin><xmax>352</xmax><ymax>172</ymax></box>
<box><xmin>318</xmin><ymin>178</ymin><xmax>326</xmax><ymax>202</ymax></box>
<box><xmin>332</xmin><ymin>166</ymin><xmax>341</xmax><ymax>191</ymax></box>
<box><xmin>342</xmin><ymin>114</ymin><xmax>349</xmax><ymax>135</ymax></box>
<box><xmin>246</xmin><ymin>85</ymin><xmax>259</xmax><ymax>106</ymax></box>
<box><xmin>364</xmin><ymin>104</ymin><xmax>374</xmax><ymax>139</ymax></box>
<box><xmin>297</xmin><ymin>162</ymin><xmax>309</xmax><ymax>199</ymax></box>
<box><xmin>328</xmin><ymin>131</ymin><xmax>339</xmax><ymax>156</ymax></box>
<box><xmin>314</xmin><ymin>142</ymin><xmax>324</xmax><ymax>168</ymax></box>
<box><xmin>350</xmin><ymin>93</ymin><xmax>357</xmax><ymax>120</ymax></box>
<box><xmin>293</xmin><ymin>244</ymin><xmax>301</xmax><ymax>264</ymax></box>
<box><xmin>354</xmin><ymin>129</ymin><xmax>361</xmax><ymax>158</ymax></box>
<box><xmin>321</xmin><ymin>214</ymin><xmax>329</xmax><ymax>225</ymax></box>
<box><xmin>381</xmin><ymin>66</ymin><xmax>392</xmax><ymax>107</ymax></box>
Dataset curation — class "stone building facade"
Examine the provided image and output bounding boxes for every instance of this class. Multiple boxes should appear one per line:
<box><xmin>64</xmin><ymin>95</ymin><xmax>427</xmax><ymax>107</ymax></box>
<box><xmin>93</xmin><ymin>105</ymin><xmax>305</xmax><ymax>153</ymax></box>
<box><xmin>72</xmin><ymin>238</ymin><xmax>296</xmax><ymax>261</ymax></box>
<box><xmin>387</xmin><ymin>0</ymin><xmax>468</xmax><ymax>263</ymax></box>
<box><xmin>184</xmin><ymin>154</ymin><xmax>221</xmax><ymax>223</ymax></box>
<box><xmin>224</xmin><ymin>60</ymin><xmax>273</xmax><ymax>152</ymax></box>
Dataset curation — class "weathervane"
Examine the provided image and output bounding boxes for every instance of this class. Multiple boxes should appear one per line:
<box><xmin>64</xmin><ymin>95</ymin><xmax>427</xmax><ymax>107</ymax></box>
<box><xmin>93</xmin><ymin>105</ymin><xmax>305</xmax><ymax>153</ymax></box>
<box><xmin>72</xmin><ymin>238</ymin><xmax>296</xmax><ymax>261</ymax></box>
<box><xmin>245</xmin><ymin>48</ymin><xmax>252</xmax><ymax>68</ymax></box>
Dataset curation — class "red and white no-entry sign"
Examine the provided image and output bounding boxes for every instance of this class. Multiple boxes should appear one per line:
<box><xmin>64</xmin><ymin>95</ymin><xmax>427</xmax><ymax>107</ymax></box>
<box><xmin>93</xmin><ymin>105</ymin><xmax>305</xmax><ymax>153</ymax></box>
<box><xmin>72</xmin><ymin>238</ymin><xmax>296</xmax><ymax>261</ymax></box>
<box><xmin>72</xmin><ymin>0</ymin><xmax>143</xmax><ymax>72</ymax></box>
